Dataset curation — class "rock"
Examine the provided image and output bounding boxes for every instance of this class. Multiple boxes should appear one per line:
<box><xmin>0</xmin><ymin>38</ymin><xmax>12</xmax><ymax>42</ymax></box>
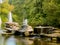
<box><xmin>5</xmin><ymin>22</ymin><xmax>19</xmax><ymax>31</ymax></box>
<box><xmin>24</xmin><ymin>25</ymin><xmax>33</xmax><ymax>36</ymax></box>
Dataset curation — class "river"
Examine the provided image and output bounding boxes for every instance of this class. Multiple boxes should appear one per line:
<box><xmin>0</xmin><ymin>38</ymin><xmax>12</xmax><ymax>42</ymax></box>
<box><xmin>0</xmin><ymin>35</ymin><xmax>60</xmax><ymax>45</ymax></box>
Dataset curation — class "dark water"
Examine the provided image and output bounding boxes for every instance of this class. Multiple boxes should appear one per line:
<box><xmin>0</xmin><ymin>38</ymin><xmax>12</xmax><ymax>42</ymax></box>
<box><xmin>0</xmin><ymin>35</ymin><xmax>60</xmax><ymax>45</ymax></box>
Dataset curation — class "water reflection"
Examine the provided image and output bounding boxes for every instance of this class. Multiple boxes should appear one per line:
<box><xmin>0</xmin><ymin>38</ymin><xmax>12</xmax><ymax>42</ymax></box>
<box><xmin>15</xmin><ymin>37</ymin><xmax>33</xmax><ymax>45</ymax></box>
<box><xmin>6</xmin><ymin>36</ymin><xmax>16</xmax><ymax>45</ymax></box>
<box><xmin>0</xmin><ymin>35</ymin><xmax>60</xmax><ymax>45</ymax></box>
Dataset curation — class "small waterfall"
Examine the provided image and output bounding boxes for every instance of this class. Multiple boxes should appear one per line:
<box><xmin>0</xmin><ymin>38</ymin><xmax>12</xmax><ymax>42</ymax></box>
<box><xmin>0</xmin><ymin>17</ymin><xmax>2</xmax><ymax>30</ymax></box>
<box><xmin>8</xmin><ymin>12</ymin><xmax>13</xmax><ymax>22</ymax></box>
<box><xmin>0</xmin><ymin>0</ymin><xmax>3</xmax><ymax>3</ymax></box>
<box><xmin>23</xmin><ymin>19</ymin><xmax>28</xmax><ymax>26</ymax></box>
<box><xmin>0</xmin><ymin>17</ymin><xmax>3</xmax><ymax>38</ymax></box>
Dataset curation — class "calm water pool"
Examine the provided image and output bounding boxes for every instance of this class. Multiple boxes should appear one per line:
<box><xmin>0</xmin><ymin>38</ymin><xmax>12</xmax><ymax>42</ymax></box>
<box><xmin>0</xmin><ymin>35</ymin><xmax>60</xmax><ymax>45</ymax></box>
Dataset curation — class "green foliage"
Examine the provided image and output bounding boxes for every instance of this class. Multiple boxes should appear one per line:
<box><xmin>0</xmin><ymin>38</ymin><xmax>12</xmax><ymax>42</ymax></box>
<box><xmin>1</xmin><ymin>0</ymin><xmax>60</xmax><ymax>28</ymax></box>
<box><xmin>9</xmin><ymin>0</ymin><xmax>60</xmax><ymax>27</ymax></box>
<box><xmin>42</xmin><ymin>0</ymin><xmax>60</xmax><ymax>27</ymax></box>
<box><xmin>0</xmin><ymin>1</ymin><xmax>10</xmax><ymax>15</ymax></box>
<box><xmin>0</xmin><ymin>0</ymin><xmax>14</xmax><ymax>28</ymax></box>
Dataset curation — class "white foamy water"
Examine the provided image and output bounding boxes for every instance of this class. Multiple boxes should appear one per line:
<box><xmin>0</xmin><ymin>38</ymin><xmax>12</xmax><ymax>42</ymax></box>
<box><xmin>0</xmin><ymin>17</ymin><xmax>2</xmax><ymax>30</ymax></box>
<box><xmin>23</xmin><ymin>19</ymin><xmax>28</xmax><ymax>26</ymax></box>
<box><xmin>8</xmin><ymin>12</ymin><xmax>13</xmax><ymax>22</ymax></box>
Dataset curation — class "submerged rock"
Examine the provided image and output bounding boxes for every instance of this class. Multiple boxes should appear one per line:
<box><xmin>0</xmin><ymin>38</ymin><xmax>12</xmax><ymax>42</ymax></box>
<box><xmin>20</xmin><ymin>25</ymin><xmax>33</xmax><ymax>36</ymax></box>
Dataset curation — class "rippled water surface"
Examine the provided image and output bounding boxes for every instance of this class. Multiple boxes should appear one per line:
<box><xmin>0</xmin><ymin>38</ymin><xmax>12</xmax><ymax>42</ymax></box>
<box><xmin>0</xmin><ymin>35</ymin><xmax>60</xmax><ymax>45</ymax></box>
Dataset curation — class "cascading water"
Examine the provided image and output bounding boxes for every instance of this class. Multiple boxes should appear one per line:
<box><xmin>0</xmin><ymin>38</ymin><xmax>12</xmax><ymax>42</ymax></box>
<box><xmin>8</xmin><ymin>12</ymin><xmax>13</xmax><ymax>22</ymax></box>
<box><xmin>23</xmin><ymin>19</ymin><xmax>28</xmax><ymax>26</ymax></box>
<box><xmin>0</xmin><ymin>17</ymin><xmax>3</xmax><ymax>34</ymax></box>
<box><xmin>20</xmin><ymin>19</ymin><xmax>28</xmax><ymax>33</ymax></box>
<box><xmin>0</xmin><ymin>17</ymin><xmax>2</xmax><ymax>30</ymax></box>
<box><xmin>0</xmin><ymin>0</ymin><xmax>3</xmax><ymax>34</ymax></box>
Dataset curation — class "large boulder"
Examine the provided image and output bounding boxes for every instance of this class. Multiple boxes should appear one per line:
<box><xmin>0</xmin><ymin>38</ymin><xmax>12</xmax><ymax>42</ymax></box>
<box><xmin>24</xmin><ymin>25</ymin><xmax>33</xmax><ymax>36</ymax></box>
<box><xmin>5</xmin><ymin>22</ymin><xmax>19</xmax><ymax>31</ymax></box>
